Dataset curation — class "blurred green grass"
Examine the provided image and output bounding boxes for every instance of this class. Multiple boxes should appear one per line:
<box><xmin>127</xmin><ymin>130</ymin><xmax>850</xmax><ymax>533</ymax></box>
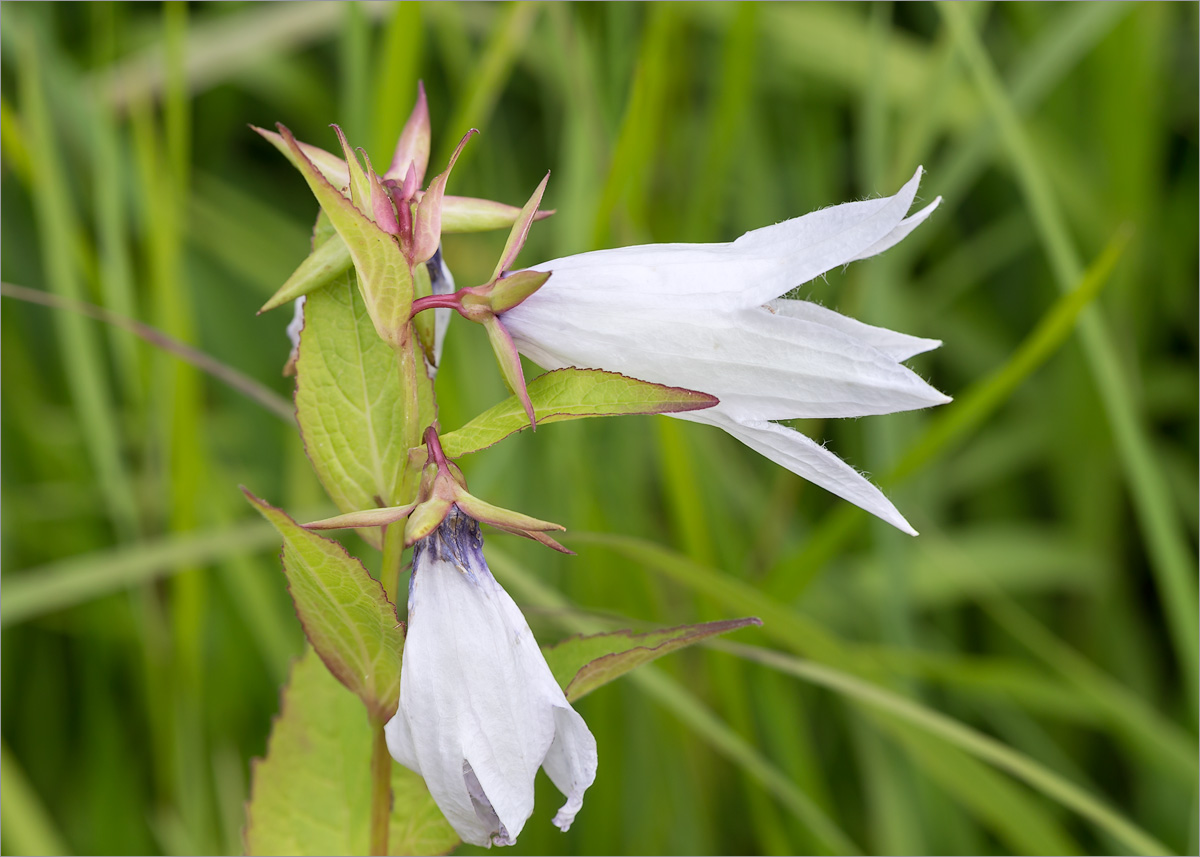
<box><xmin>1</xmin><ymin>2</ymin><xmax>1196</xmax><ymax>855</ymax></box>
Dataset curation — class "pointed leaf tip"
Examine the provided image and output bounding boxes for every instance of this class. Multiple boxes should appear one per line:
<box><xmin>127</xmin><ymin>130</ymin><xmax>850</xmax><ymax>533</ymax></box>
<box><xmin>243</xmin><ymin>489</ymin><xmax>405</xmax><ymax>720</ymax></box>
<box><xmin>492</xmin><ymin>172</ymin><xmax>550</xmax><ymax>281</ymax></box>
<box><xmin>544</xmin><ymin>618</ymin><xmax>763</xmax><ymax>702</ymax></box>
<box><xmin>412</xmin><ymin>130</ymin><xmax>477</xmax><ymax>264</ymax></box>
<box><xmin>389</xmin><ymin>80</ymin><xmax>432</xmax><ymax>185</ymax></box>
<box><xmin>483</xmin><ymin>316</ymin><xmax>536</xmax><ymax>430</ymax></box>
<box><xmin>331</xmin><ymin>124</ymin><xmax>371</xmax><ymax>209</ymax></box>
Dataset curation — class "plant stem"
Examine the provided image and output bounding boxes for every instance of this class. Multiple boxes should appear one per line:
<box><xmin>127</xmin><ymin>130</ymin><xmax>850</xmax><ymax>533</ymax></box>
<box><xmin>380</xmin><ymin>522</ymin><xmax>406</xmax><ymax>607</ymax></box>
<box><xmin>394</xmin><ymin>333</ymin><xmax>424</xmax><ymax>456</ymax></box>
<box><xmin>368</xmin><ymin>720</ymin><xmax>392</xmax><ymax>857</ymax></box>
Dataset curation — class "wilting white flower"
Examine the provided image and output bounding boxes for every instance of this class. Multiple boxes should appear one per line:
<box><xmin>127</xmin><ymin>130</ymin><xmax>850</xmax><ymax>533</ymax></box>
<box><xmin>386</xmin><ymin>508</ymin><xmax>597</xmax><ymax>847</ymax></box>
<box><xmin>503</xmin><ymin>167</ymin><xmax>948</xmax><ymax>534</ymax></box>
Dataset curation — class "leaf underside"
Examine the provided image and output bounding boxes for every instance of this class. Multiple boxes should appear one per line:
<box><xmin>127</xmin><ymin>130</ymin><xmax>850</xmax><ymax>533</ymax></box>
<box><xmin>440</xmin><ymin>367</ymin><xmax>719</xmax><ymax>458</ymax></box>
<box><xmin>543</xmin><ymin>617</ymin><xmax>763</xmax><ymax>702</ymax></box>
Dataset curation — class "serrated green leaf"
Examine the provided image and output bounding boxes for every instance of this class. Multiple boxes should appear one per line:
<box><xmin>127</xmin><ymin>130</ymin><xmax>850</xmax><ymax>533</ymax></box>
<box><xmin>440</xmin><ymin>368</ymin><xmax>719</xmax><ymax>458</ymax></box>
<box><xmin>275</xmin><ymin>125</ymin><xmax>413</xmax><ymax>348</ymax></box>
<box><xmin>293</xmin><ymin>271</ymin><xmax>420</xmax><ymax>548</ymax></box>
<box><xmin>245</xmin><ymin>491</ymin><xmax>404</xmax><ymax>719</ymax></box>
<box><xmin>543</xmin><ymin>618</ymin><xmax>762</xmax><ymax>702</ymax></box>
<box><xmin>244</xmin><ymin>649</ymin><xmax>458</xmax><ymax>857</ymax></box>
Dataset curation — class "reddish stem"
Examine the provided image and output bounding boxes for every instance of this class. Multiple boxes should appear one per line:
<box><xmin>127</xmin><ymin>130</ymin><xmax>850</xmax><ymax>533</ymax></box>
<box><xmin>410</xmin><ymin>293</ymin><xmax>463</xmax><ymax>316</ymax></box>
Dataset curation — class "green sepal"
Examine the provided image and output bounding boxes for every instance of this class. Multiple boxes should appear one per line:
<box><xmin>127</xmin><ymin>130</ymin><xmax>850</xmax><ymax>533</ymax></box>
<box><xmin>440</xmin><ymin>368</ymin><xmax>719</xmax><ymax>458</ymax></box>
<box><xmin>441</xmin><ymin>195</ymin><xmax>555</xmax><ymax>234</ymax></box>
<box><xmin>543</xmin><ymin>618</ymin><xmax>763</xmax><ymax>702</ymax></box>
<box><xmin>492</xmin><ymin>173</ymin><xmax>549</xmax><ymax>281</ymax></box>
<box><xmin>259</xmin><ymin>235</ymin><xmax>353</xmax><ymax>313</ymax></box>
<box><xmin>403</xmin><ymin>497</ymin><xmax>453</xmax><ymax>544</ymax></box>
<box><xmin>482</xmin><ymin>315</ymin><xmax>535</xmax><ymax>428</ymax></box>
<box><xmin>303</xmin><ymin>502</ymin><xmax>417</xmax><ymax>531</ymax></box>
<box><xmin>244</xmin><ymin>490</ymin><xmax>405</xmax><ymax>721</ymax></box>
<box><xmin>489</xmin><ymin>270</ymin><xmax>551</xmax><ymax>314</ymax></box>
<box><xmin>331</xmin><ymin>125</ymin><xmax>372</xmax><ymax>212</ymax></box>
<box><xmin>412</xmin><ymin>130</ymin><xmax>475</xmax><ymax>264</ymax></box>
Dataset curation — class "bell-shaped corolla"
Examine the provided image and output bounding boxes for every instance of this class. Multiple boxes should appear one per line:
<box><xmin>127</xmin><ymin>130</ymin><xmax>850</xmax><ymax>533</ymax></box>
<box><xmin>501</xmin><ymin>167</ymin><xmax>950</xmax><ymax>534</ymax></box>
<box><xmin>386</xmin><ymin>509</ymin><xmax>597</xmax><ymax>847</ymax></box>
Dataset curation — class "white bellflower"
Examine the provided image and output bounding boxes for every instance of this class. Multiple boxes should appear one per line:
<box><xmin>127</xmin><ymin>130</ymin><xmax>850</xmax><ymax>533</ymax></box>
<box><xmin>502</xmin><ymin>168</ymin><xmax>948</xmax><ymax>533</ymax></box>
<box><xmin>386</xmin><ymin>509</ymin><xmax>597</xmax><ymax>847</ymax></box>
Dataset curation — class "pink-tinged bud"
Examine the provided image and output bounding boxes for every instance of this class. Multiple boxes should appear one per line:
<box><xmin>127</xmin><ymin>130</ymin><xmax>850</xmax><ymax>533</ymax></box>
<box><xmin>400</xmin><ymin>162</ymin><xmax>420</xmax><ymax>202</ymax></box>
<box><xmin>492</xmin><ymin>173</ymin><xmax>550</xmax><ymax>282</ymax></box>
<box><xmin>412</xmin><ymin>130</ymin><xmax>477</xmax><ymax>265</ymax></box>
<box><xmin>362</xmin><ymin>150</ymin><xmax>400</xmax><ymax>236</ymax></box>
<box><xmin>388</xmin><ymin>81</ymin><xmax>431</xmax><ymax>187</ymax></box>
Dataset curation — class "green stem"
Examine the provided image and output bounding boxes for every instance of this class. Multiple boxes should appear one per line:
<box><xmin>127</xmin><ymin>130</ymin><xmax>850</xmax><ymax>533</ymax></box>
<box><xmin>368</xmin><ymin>720</ymin><xmax>391</xmax><ymax>857</ymax></box>
<box><xmin>394</xmin><ymin>333</ymin><xmax>423</xmax><ymax>456</ymax></box>
<box><xmin>380</xmin><ymin>522</ymin><xmax>406</xmax><ymax>607</ymax></box>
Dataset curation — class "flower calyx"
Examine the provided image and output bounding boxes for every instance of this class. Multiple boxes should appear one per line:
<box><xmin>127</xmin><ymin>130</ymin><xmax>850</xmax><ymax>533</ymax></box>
<box><xmin>254</xmin><ymin>83</ymin><xmax>556</xmax><ymax>316</ymax></box>
<box><xmin>410</xmin><ymin>174</ymin><xmax>553</xmax><ymax>427</ymax></box>
<box><xmin>303</xmin><ymin>426</ymin><xmax>571</xmax><ymax>553</ymax></box>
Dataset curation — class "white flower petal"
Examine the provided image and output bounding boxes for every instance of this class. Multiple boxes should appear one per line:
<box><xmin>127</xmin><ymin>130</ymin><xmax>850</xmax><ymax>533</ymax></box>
<box><xmin>542</xmin><ymin>705</ymin><xmax>598</xmax><ymax>832</ymax></box>
<box><xmin>504</xmin><ymin>166</ymin><xmax>947</xmax><ymax>533</ymax></box>
<box><xmin>387</xmin><ymin>512</ymin><xmax>597</xmax><ymax>847</ymax></box>
<box><xmin>527</xmin><ymin>167</ymin><xmax>928</xmax><ymax>311</ymax></box>
<box><xmin>507</xmin><ymin>305</ymin><xmax>949</xmax><ymax>420</ymax></box>
<box><xmin>766</xmin><ymin>298</ymin><xmax>942</xmax><ymax>362</ymax></box>
<box><xmin>426</xmin><ymin>246</ymin><xmax>455</xmax><ymax>376</ymax></box>
<box><xmin>850</xmin><ymin>197</ymin><xmax>942</xmax><ymax>263</ymax></box>
<box><xmin>677</xmin><ymin>409</ymin><xmax>918</xmax><ymax>536</ymax></box>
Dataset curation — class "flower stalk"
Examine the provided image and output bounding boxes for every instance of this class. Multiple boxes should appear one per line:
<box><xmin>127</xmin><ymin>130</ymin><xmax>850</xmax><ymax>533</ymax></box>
<box><xmin>368</xmin><ymin>720</ymin><xmax>392</xmax><ymax>857</ymax></box>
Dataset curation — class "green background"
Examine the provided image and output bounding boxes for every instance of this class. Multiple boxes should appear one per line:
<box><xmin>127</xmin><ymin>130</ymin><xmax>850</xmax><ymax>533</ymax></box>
<box><xmin>1</xmin><ymin>2</ymin><xmax>1196</xmax><ymax>855</ymax></box>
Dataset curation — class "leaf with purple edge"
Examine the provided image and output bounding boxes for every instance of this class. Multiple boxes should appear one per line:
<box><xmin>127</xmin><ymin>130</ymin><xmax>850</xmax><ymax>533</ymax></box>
<box><xmin>258</xmin><ymin>199</ymin><xmax>558</xmax><ymax>313</ymax></box>
<box><xmin>275</xmin><ymin>124</ymin><xmax>413</xmax><ymax>348</ymax></box>
<box><xmin>542</xmin><ymin>618</ymin><xmax>764</xmax><ymax>702</ymax></box>
<box><xmin>293</xmin><ymin>267</ymin><xmax>420</xmax><ymax>548</ymax></box>
<box><xmin>253</xmin><ymin>125</ymin><xmax>349</xmax><ymax>189</ymax></box>
<box><xmin>439</xmin><ymin>368</ymin><xmax>719</xmax><ymax>458</ymax></box>
<box><xmin>331</xmin><ymin>125</ymin><xmax>372</xmax><ymax>211</ymax></box>
<box><xmin>243</xmin><ymin>490</ymin><xmax>404</xmax><ymax>721</ymax></box>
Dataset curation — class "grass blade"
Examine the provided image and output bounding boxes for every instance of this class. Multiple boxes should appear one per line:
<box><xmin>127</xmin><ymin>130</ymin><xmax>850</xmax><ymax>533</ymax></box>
<box><xmin>722</xmin><ymin>642</ymin><xmax>1174</xmax><ymax>857</ymax></box>
<box><xmin>938</xmin><ymin>2</ymin><xmax>1198</xmax><ymax>716</ymax></box>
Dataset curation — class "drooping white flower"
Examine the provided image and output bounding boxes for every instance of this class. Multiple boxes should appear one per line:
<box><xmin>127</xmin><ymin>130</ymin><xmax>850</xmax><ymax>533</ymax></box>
<box><xmin>386</xmin><ymin>508</ymin><xmax>597</xmax><ymax>847</ymax></box>
<box><xmin>502</xmin><ymin>167</ymin><xmax>949</xmax><ymax>534</ymax></box>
